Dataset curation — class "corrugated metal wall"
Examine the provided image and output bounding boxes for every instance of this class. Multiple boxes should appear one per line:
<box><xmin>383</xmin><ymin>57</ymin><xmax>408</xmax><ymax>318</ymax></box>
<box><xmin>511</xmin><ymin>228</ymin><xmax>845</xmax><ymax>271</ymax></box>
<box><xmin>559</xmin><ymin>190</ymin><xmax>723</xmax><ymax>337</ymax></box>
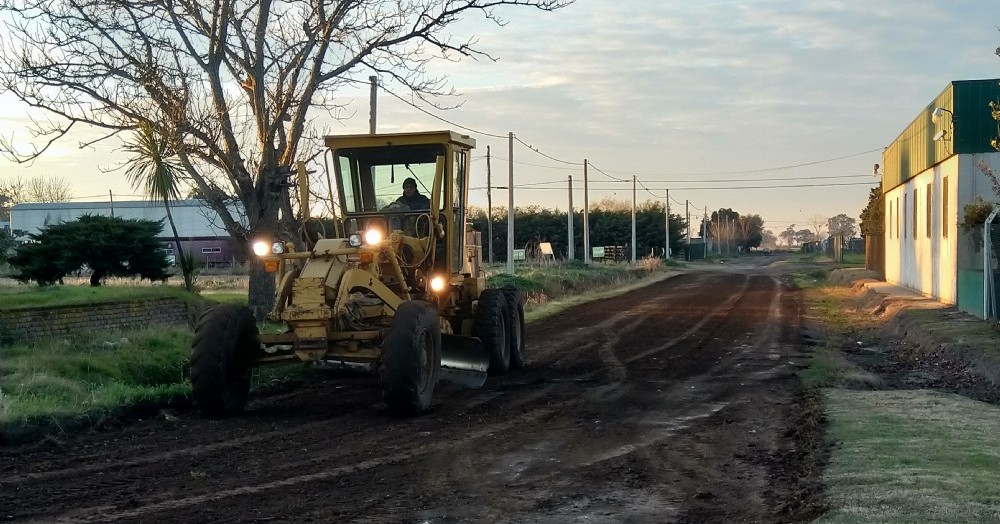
<box><xmin>954</xmin><ymin>80</ymin><xmax>1000</xmax><ymax>154</ymax></box>
<box><xmin>882</xmin><ymin>79</ymin><xmax>1000</xmax><ymax>193</ymax></box>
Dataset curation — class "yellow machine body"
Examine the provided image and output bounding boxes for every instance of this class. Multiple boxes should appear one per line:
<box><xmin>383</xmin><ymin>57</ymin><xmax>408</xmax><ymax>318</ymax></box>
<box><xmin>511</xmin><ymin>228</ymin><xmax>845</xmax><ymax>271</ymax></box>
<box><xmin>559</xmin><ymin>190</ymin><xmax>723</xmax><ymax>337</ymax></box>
<box><xmin>255</xmin><ymin>131</ymin><xmax>491</xmax><ymax>380</ymax></box>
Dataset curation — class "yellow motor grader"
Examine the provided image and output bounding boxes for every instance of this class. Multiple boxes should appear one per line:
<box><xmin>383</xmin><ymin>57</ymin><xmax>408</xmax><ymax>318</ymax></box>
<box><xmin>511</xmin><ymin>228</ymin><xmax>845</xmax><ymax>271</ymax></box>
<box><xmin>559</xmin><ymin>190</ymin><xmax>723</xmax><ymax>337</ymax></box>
<box><xmin>189</xmin><ymin>131</ymin><xmax>525</xmax><ymax>417</ymax></box>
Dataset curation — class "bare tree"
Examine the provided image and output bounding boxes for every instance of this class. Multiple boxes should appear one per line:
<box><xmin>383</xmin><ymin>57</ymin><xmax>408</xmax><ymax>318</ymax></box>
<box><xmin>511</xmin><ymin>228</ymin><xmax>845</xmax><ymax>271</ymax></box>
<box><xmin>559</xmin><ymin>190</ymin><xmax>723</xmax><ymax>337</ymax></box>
<box><xmin>0</xmin><ymin>0</ymin><xmax>570</xmax><ymax>312</ymax></box>
<box><xmin>1</xmin><ymin>176</ymin><xmax>73</xmax><ymax>221</ymax></box>
<box><xmin>807</xmin><ymin>214</ymin><xmax>827</xmax><ymax>241</ymax></box>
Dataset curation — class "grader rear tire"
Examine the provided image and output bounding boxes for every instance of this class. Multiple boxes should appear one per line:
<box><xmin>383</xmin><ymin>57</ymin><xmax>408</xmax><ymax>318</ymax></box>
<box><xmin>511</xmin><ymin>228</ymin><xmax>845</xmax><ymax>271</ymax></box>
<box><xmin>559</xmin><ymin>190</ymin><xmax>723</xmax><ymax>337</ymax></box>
<box><xmin>476</xmin><ymin>289</ymin><xmax>509</xmax><ymax>375</ymax></box>
<box><xmin>189</xmin><ymin>305</ymin><xmax>259</xmax><ymax>418</ymax></box>
<box><xmin>502</xmin><ymin>287</ymin><xmax>526</xmax><ymax>370</ymax></box>
<box><xmin>380</xmin><ymin>301</ymin><xmax>441</xmax><ymax>416</ymax></box>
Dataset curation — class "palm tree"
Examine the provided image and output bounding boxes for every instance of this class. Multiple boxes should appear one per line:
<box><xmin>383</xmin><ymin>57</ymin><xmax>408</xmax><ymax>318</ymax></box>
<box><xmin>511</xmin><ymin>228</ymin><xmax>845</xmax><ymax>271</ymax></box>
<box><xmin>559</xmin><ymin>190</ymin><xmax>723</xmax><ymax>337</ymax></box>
<box><xmin>123</xmin><ymin>121</ymin><xmax>196</xmax><ymax>291</ymax></box>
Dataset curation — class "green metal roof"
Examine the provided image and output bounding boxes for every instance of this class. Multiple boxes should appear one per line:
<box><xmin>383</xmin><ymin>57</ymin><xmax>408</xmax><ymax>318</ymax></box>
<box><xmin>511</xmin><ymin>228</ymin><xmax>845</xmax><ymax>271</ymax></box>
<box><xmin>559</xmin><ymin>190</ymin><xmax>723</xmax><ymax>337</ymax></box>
<box><xmin>882</xmin><ymin>79</ymin><xmax>1000</xmax><ymax>191</ymax></box>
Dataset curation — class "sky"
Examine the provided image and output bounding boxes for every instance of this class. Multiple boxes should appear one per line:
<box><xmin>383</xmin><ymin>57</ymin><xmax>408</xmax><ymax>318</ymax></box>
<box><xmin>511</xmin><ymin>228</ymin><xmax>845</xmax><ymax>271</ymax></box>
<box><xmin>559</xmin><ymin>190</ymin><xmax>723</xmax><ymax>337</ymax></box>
<box><xmin>2</xmin><ymin>0</ymin><xmax>1000</xmax><ymax>235</ymax></box>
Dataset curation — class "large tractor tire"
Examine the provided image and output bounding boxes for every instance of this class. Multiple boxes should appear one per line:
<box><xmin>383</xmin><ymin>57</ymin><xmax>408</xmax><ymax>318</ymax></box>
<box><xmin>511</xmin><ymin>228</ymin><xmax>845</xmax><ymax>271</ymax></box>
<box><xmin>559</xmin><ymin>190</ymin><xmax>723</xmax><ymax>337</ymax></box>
<box><xmin>475</xmin><ymin>289</ymin><xmax>509</xmax><ymax>375</ymax></box>
<box><xmin>380</xmin><ymin>301</ymin><xmax>442</xmax><ymax>416</ymax></box>
<box><xmin>502</xmin><ymin>287</ymin><xmax>527</xmax><ymax>370</ymax></box>
<box><xmin>189</xmin><ymin>305</ymin><xmax>259</xmax><ymax>418</ymax></box>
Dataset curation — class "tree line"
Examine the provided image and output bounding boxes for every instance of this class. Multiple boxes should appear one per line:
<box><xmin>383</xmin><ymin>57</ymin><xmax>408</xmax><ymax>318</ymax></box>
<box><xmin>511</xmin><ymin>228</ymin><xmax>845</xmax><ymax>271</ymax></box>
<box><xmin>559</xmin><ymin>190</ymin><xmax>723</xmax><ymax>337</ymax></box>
<box><xmin>467</xmin><ymin>200</ymin><xmax>770</xmax><ymax>261</ymax></box>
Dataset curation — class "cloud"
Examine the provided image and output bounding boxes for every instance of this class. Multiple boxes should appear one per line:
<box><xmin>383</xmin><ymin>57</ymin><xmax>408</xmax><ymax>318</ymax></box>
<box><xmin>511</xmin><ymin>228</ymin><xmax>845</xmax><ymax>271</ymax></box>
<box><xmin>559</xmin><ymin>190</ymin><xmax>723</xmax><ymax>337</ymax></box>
<box><xmin>3</xmin><ymin>0</ymin><xmax>999</xmax><ymax>223</ymax></box>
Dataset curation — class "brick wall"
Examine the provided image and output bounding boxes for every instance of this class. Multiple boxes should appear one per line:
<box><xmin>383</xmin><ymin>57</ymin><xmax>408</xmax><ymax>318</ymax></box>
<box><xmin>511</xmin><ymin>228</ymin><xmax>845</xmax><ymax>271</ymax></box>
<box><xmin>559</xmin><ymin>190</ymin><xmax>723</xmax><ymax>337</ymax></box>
<box><xmin>0</xmin><ymin>298</ymin><xmax>194</xmax><ymax>340</ymax></box>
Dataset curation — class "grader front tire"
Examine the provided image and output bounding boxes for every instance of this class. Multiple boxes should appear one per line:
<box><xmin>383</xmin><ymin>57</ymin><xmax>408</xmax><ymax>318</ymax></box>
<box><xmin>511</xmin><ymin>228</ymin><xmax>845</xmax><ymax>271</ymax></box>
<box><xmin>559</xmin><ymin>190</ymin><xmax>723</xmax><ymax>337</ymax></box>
<box><xmin>380</xmin><ymin>301</ymin><xmax>442</xmax><ymax>416</ymax></box>
<box><xmin>502</xmin><ymin>287</ymin><xmax>527</xmax><ymax>370</ymax></box>
<box><xmin>476</xmin><ymin>289</ymin><xmax>509</xmax><ymax>375</ymax></box>
<box><xmin>189</xmin><ymin>305</ymin><xmax>259</xmax><ymax>418</ymax></box>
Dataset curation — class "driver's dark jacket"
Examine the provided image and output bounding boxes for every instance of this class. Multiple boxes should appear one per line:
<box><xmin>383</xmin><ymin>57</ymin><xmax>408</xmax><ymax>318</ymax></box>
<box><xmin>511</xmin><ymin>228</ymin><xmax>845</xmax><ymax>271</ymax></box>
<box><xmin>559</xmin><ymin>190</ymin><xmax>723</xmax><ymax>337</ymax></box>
<box><xmin>395</xmin><ymin>192</ymin><xmax>430</xmax><ymax>210</ymax></box>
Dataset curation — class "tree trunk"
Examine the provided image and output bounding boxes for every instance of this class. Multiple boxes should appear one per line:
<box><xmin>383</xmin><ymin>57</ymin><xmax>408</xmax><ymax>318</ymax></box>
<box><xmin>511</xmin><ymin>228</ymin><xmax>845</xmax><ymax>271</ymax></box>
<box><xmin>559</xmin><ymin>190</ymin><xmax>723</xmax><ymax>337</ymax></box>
<box><xmin>90</xmin><ymin>270</ymin><xmax>104</xmax><ymax>287</ymax></box>
<box><xmin>163</xmin><ymin>198</ymin><xmax>194</xmax><ymax>291</ymax></box>
<box><xmin>245</xmin><ymin>181</ymin><xmax>283</xmax><ymax>319</ymax></box>
<box><xmin>248</xmin><ymin>260</ymin><xmax>277</xmax><ymax>320</ymax></box>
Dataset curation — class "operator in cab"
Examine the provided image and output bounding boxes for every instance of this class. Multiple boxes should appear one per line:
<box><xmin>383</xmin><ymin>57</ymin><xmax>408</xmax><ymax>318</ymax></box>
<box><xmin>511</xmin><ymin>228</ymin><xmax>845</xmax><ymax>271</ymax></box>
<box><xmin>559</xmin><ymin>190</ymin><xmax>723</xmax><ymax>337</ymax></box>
<box><xmin>395</xmin><ymin>177</ymin><xmax>430</xmax><ymax>210</ymax></box>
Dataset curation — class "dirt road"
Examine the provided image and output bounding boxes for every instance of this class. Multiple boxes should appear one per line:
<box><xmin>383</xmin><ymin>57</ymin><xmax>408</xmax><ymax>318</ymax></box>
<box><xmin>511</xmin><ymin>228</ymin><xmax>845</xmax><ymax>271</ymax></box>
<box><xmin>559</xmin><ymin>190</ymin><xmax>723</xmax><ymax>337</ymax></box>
<box><xmin>0</xmin><ymin>261</ymin><xmax>823</xmax><ymax>523</ymax></box>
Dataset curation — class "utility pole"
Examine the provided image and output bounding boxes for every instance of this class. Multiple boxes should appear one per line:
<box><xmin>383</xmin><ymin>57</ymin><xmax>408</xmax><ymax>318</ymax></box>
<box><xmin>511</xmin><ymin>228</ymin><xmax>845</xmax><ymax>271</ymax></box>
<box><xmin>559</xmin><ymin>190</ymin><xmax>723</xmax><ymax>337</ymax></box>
<box><xmin>507</xmin><ymin>132</ymin><xmax>514</xmax><ymax>275</ymax></box>
<box><xmin>716</xmin><ymin>210</ymin><xmax>722</xmax><ymax>255</ymax></box>
<box><xmin>664</xmin><ymin>190</ymin><xmax>670</xmax><ymax>260</ymax></box>
<box><xmin>109</xmin><ymin>190</ymin><xmax>114</xmax><ymax>217</ymax></box>
<box><xmin>583</xmin><ymin>159</ymin><xmax>591</xmax><ymax>264</ymax></box>
<box><xmin>368</xmin><ymin>76</ymin><xmax>378</xmax><ymax>134</ymax></box>
<box><xmin>486</xmin><ymin>145</ymin><xmax>493</xmax><ymax>264</ymax></box>
<box><xmin>685</xmin><ymin>200</ymin><xmax>691</xmax><ymax>261</ymax></box>
<box><xmin>631</xmin><ymin>175</ymin><xmax>637</xmax><ymax>263</ymax></box>
<box><xmin>726</xmin><ymin>216</ymin><xmax>733</xmax><ymax>256</ymax></box>
<box><xmin>703</xmin><ymin>206</ymin><xmax>708</xmax><ymax>240</ymax></box>
<box><xmin>567</xmin><ymin>175</ymin><xmax>575</xmax><ymax>261</ymax></box>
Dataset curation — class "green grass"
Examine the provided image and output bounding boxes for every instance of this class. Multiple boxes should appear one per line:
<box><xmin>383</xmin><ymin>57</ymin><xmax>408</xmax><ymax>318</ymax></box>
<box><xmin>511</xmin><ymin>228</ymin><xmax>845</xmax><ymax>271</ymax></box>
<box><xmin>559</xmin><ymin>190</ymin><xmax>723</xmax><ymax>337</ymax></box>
<box><xmin>841</xmin><ymin>252</ymin><xmax>865</xmax><ymax>266</ymax></box>
<box><xmin>200</xmin><ymin>290</ymin><xmax>250</xmax><ymax>305</ymax></box>
<box><xmin>487</xmin><ymin>260</ymin><xmax>665</xmax><ymax>306</ymax></box>
<box><xmin>0</xmin><ymin>284</ymin><xmax>196</xmax><ymax>310</ymax></box>
<box><xmin>0</xmin><ymin>328</ymin><xmax>193</xmax><ymax>426</ymax></box>
<box><xmin>815</xmin><ymin>390</ymin><xmax>1000</xmax><ymax>523</ymax></box>
<box><xmin>800</xmin><ymin>276</ymin><xmax>1000</xmax><ymax>523</ymax></box>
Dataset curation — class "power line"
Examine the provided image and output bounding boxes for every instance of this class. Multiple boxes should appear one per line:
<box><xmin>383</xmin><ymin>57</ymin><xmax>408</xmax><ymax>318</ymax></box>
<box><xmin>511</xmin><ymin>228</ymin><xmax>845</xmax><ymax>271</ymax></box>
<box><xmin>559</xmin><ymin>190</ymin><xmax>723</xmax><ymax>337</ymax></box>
<box><xmin>586</xmin><ymin>162</ymin><xmax>629</xmax><ymax>183</ymax></box>
<box><xmin>378</xmin><ymin>83</ymin><xmax>507</xmax><ymax>139</ymax></box>
<box><xmin>513</xmin><ymin>136</ymin><xmax>584</xmax><ymax>166</ymax></box>
<box><xmin>585</xmin><ymin>148</ymin><xmax>885</xmax><ymax>177</ymax></box>
<box><xmin>471</xmin><ymin>181</ymin><xmax>878</xmax><ymax>191</ymax></box>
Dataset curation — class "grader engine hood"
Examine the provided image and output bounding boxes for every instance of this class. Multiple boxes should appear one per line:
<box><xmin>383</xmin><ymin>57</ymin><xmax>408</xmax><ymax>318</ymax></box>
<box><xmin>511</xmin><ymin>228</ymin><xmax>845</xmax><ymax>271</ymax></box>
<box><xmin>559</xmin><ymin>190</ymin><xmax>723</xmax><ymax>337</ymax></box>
<box><xmin>279</xmin><ymin>238</ymin><xmax>402</xmax><ymax>327</ymax></box>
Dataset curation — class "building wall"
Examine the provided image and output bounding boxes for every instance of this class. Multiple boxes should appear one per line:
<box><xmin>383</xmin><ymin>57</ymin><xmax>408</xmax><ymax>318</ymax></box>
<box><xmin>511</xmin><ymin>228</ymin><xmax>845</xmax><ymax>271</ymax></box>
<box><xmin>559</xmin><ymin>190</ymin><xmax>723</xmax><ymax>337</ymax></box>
<box><xmin>161</xmin><ymin>238</ymin><xmax>247</xmax><ymax>267</ymax></box>
<box><xmin>884</xmin><ymin>156</ymin><xmax>959</xmax><ymax>303</ymax></box>
<box><xmin>10</xmin><ymin>200</ymin><xmax>243</xmax><ymax>239</ymax></box>
<box><xmin>884</xmin><ymin>151</ymin><xmax>1000</xmax><ymax>315</ymax></box>
<box><xmin>10</xmin><ymin>200</ymin><xmax>249</xmax><ymax>266</ymax></box>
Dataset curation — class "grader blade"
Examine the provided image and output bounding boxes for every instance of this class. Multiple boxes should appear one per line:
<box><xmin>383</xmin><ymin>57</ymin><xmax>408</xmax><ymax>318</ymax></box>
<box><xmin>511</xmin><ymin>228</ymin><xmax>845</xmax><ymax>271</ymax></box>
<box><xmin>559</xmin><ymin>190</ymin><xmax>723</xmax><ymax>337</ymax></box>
<box><xmin>439</xmin><ymin>334</ymin><xmax>490</xmax><ymax>388</ymax></box>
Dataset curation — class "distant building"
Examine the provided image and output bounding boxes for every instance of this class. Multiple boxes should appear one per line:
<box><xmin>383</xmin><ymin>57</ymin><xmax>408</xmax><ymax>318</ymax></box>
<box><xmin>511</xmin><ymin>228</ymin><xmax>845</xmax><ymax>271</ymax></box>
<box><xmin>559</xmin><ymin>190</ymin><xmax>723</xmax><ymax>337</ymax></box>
<box><xmin>10</xmin><ymin>199</ymin><xmax>249</xmax><ymax>267</ymax></box>
<box><xmin>881</xmin><ymin>79</ymin><xmax>1000</xmax><ymax>317</ymax></box>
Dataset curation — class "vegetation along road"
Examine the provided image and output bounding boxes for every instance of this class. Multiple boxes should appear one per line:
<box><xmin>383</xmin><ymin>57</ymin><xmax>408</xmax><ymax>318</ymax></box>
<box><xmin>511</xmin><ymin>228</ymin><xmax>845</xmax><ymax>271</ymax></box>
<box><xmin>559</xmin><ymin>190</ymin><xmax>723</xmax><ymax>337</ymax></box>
<box><xmin>0</xmin><ymin>256</ymin><xmax>826</xmax><ymax>523</ymax></box>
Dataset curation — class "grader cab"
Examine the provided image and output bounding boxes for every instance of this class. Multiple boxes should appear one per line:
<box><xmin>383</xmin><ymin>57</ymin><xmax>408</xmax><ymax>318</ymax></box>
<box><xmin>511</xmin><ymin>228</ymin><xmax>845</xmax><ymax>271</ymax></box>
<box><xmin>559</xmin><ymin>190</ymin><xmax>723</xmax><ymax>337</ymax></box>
<box><xmin>189</xmin><ymin>131</ymin><xmax>525</xmax><ymax>417</ymax></box>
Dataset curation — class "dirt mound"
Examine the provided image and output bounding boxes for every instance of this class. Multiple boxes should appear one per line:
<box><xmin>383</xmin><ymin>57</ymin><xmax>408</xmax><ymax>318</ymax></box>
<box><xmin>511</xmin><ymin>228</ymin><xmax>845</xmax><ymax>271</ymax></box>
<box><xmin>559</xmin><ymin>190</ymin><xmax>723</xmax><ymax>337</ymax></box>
<box><xmin>827</xmin><ymin>268</ymin><xmax>879</xmax><ymax>286</ymax></box>
<box><xmin>829</xmin><ymin>272</ymin><xmax>1000</xmax><ymax>402</ymax></box>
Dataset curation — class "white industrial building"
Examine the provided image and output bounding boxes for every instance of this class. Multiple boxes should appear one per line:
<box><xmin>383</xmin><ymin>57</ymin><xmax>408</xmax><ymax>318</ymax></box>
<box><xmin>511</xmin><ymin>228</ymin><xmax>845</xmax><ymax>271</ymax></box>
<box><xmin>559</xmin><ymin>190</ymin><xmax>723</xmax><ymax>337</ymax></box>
<box><xmin>10</xmin><ymin>199</ymin><xmax>249</xmax><ymax>267</ymax></box>
<box><xmin>881</xmin><ymin>79</ymin><xmax>1000</xmax><ymax>317</ymax></box>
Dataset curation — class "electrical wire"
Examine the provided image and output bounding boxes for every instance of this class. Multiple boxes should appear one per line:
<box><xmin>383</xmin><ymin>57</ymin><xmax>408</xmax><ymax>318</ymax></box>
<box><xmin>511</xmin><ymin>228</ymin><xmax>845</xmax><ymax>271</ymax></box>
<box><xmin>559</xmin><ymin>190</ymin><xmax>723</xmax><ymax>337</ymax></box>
<box><xmin>471</xmin><ymin>181</ymin><xmax>878</xmax><ymax>191</ymax></box>
<box><xmin>513</xmin><ymin>136</ymin><xmax>584</xmax><ymax>166</ymax></box>
<box><xmin>378</xmin><ymin>83</ymin><xmax>507</xmax><ymax>139</ymax></box>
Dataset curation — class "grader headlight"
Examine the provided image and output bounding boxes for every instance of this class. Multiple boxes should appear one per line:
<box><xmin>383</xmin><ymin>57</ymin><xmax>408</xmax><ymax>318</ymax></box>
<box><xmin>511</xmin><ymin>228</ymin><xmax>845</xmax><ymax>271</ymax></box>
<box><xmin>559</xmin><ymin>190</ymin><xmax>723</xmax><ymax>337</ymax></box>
<box><xmin>364</xmin><ymin>228</ymin><xmax>384</xmax><ymax>246</ymax></box>
<box><xmin>429</xmin><ymin>275</ymin><xmax>447</xmax><ymax>293</ymax></box>
<box><xmin>252</xmin><ymin>240</ymin><xmax>271</xmax><ymax>257</ymax></box>
<box><xmin>252</xmin><ymin>240</ymin><xmax>286</xmax><ymax>256</ymax></box>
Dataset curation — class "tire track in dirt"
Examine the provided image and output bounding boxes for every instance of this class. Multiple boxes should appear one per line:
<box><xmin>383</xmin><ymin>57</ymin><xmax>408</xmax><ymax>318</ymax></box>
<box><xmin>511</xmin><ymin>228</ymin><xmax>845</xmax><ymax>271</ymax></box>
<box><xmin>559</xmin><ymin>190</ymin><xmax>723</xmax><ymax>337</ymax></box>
<box><xmin>324</xmin><ymin>272</ymin><xmax>791</xmax><ymax>522</ymax></box>
<box><xmin>20</xmin><ymin>405</ymin><xmax>571</xmax><ymax>524</ymax></box>
<box><xmin>2</xmin><ymin>267</ymin><xmax>814</xmax><ymax>523</ymax></box>
<box><xmin>18</xmin><ymin>273</ymin><xmax>752</xmax><ymax>522</ymax></box>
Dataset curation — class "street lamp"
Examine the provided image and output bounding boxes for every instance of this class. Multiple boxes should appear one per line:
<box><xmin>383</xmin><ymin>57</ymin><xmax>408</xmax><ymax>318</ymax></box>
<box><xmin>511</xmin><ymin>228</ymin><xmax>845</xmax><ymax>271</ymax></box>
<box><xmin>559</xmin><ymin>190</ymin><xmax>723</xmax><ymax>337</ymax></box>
<box><xmin>931</xmin><ymin>106</ymin><xmax>954</xmax><ymax>125</ymax></box>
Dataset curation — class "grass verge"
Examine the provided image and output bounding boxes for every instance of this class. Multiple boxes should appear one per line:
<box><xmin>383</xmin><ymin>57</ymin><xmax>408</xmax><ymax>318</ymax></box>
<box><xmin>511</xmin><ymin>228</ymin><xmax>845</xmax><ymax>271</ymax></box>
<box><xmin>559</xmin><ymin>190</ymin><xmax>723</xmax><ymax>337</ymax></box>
<box><xmin>801</xmin><ymin>274</ymin><xmax>1000</xmax><ymax>523</ymax></box>
<box><xmin>815</xmin><ymin>389</ymin><xmax>1000</xmax><ymax>523</ymax></box>
<box><xmin>0</xmin><ymin>284</ymin><xmax>197</xmax><ymax>310</ymax></box>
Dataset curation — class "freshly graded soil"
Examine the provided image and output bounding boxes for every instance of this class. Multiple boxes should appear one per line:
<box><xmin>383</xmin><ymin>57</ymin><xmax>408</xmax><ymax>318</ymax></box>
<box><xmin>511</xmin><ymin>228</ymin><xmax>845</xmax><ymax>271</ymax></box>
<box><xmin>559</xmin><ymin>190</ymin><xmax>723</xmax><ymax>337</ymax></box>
<box><xmin>0</xmin><ymin>260</ymin><xmax>825</xmax><ymax>523</ymax></box>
